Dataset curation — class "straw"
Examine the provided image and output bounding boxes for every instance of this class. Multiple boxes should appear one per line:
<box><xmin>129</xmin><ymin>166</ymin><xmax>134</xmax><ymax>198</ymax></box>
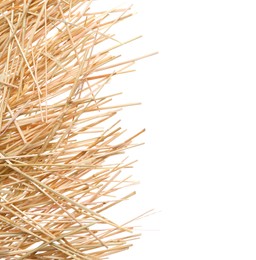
<box><xmin>0</xmin><ymin>1</ymin><xmax>155</xmax><ymax>259</ymax></box>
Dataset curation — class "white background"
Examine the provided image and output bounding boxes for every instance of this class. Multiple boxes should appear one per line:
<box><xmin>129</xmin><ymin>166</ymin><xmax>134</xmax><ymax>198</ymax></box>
<box><xmin>101</xmin><ymin>1</ymin><xmax>256</xmax><ymax>259</ymax></box>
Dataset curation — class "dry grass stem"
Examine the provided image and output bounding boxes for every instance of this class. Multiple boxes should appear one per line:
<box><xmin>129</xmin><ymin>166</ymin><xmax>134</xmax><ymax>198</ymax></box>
<box><xmin>0</xmin><ymin>1</ymin><xmax>153</xmax><ymax>259</ymax></box>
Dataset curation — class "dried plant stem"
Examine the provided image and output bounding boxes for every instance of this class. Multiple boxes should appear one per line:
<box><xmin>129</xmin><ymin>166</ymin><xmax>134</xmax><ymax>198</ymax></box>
<box><xmin>0</xmin><ymin>0</ymin><xmax>155</xmax><ymax>259</ymax></box>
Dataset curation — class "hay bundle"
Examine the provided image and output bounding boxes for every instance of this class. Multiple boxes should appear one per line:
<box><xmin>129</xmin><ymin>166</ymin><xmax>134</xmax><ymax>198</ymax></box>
<box><xmin>0</xmin><ymin>1</ymin><xmax>154</xmax><ymax>258</ymax></box>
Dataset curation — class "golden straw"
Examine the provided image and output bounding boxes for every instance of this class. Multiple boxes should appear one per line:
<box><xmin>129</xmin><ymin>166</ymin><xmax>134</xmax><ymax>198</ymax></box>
<box><xmin>0</xmin><ymin>1</ymin><xmax>155</xmax><ymax>259</ymax></box>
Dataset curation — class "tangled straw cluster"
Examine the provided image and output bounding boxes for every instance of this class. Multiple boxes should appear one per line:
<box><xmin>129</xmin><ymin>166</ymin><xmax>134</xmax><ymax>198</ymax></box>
<box><xmin>0</xmin><ymin>1</ymin><xmax>155</xmax><ymax>259</ymax></box>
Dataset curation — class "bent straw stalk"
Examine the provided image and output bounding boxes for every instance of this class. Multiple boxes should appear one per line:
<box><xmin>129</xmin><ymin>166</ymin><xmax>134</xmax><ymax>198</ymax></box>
<box><xmin>0</xmin><ymin>1</ymin><xmax>154</xmax><ymax>259</ymax></box>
